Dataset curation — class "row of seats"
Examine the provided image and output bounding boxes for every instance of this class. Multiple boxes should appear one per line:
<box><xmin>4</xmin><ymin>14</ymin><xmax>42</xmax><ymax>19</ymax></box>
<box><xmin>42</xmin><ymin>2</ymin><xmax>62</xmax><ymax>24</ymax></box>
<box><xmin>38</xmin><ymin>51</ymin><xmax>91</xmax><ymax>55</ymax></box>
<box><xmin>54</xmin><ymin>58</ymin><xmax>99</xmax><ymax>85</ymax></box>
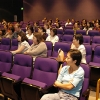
<box><xmin>0</xmin><ymin>35</ymin><xmax>100</xmax><ymax>52</ymax></box>
<box><xmin>1</xmin><ymin>37</ymin><xmax>100</xmax><ymax>65</ymax></box>
<box><xmin>0</xmin><ymin>50</ymin><xmax>90</xmax><ymax>100</ymax></box>
<box><xmin>57</xmin><ymin>29</ymin><xmax>100</xmax><ymax>36</ymax></box>
<box><xmin>0</xmin><ymin>38</ymin><xmax>99</xmax><ymax>64</ymax></box>
<box><xmin>0</xmin><ymin>38</ymin><xmax>33</xmax><ymax>51</ymax></box>
<box><xmin>60</xmin><ymin>35</ymin><xmax>100</xmax><ymax>48</ymax></box>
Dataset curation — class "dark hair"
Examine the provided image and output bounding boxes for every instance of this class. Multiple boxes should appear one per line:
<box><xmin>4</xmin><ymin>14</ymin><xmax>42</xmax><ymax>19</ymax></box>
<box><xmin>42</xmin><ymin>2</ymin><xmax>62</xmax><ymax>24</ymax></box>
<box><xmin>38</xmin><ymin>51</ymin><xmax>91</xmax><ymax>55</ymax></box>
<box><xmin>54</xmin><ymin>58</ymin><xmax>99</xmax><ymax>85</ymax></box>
<box><xmin>4</xmin><ymin>24</ymin><xmax>8</xmax><ymax>29</ymax></box>
<box><xmin>50</xmin><ymin>28</ymin><xmax>57</xmax><ymax>36</ymax></box>
<box><xmin>9</xmin><ymin>26</ymin><xmax>15</xmax><ymax>33</ymax></box>
<box><xmin>74</xmin><ymin>34</ymin><xmax>83</xmax><ymax>45</ymax></box>
<box><xmin>15</xmin><ymin>23</ymin><xmax>21</xmax><ymax>28</ymax></box>
<box><xmin>18</xmin><ymin>32</ymin><xmax>28</xmax><ymax>42</ymax></box>
<box><xmin>38</xmin><ymin>26</ymin><xmax>46</xmax><ymax>33</ymax></box>
<box><xmin>34</xmin><ymin>32</ymin><xmax>43</xmax><ymax>43</ymax></box>
<box><xmin>28</xmin><ymin>26</ymin><xmax>34</xmax><ymax>33</ymax></box>
<box><xmin>56</xmin><ymin>23</ymin><xmax>61</xmax><ymax>28</ymax></box>
<box><xmin>68</xmin><ymin>49</ymin><xmax>82</xmax><ymax>66</ymax></box>
<box><xmin>44</xmin><ymin>23</ymin><xmax>49</xmax><ymax>29</ymax></box>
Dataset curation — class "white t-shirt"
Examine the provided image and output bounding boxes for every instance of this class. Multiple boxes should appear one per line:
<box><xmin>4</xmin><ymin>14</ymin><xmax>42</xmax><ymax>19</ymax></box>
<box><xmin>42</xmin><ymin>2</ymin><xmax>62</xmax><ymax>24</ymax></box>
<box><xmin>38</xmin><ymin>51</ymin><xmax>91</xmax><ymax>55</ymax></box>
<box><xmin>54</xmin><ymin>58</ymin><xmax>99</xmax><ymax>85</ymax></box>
<box><xmin>71</xmin><ymin>43</ymin><xmax>86</xmax><ymax>64</ymax></box>
<box><xmin>18</xmin><ymin>41</ymin><xmax>30</xmax><ymax>53</ymax></box>
<box><xmin>46</xmin><ymin>35</ymin><xmax>59</xmax><ymax>46</ymax></box>
<box><xmin>26</xmin><ymin>34</ymin><xmax>33</xmax><ymax>39</ymax></box>
<box><xmin>65</xmin><ymin>22</ymin><xmax>72</xmax><ymax>27</ymax></box>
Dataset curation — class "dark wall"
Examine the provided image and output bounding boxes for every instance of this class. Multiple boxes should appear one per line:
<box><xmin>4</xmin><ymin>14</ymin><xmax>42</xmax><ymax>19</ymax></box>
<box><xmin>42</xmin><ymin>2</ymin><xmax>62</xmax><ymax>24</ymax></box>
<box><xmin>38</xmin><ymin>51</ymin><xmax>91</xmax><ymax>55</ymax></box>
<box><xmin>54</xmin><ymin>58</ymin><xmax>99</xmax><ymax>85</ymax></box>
<box><xmin>0</xmin><ymin>0</ymin><xmax>23</xmax><ymax>22</ymax></box>
<box><xmin>23</xmin><ymin>0</ymin><xmax>100</xmax><ymax>21</ymax></box>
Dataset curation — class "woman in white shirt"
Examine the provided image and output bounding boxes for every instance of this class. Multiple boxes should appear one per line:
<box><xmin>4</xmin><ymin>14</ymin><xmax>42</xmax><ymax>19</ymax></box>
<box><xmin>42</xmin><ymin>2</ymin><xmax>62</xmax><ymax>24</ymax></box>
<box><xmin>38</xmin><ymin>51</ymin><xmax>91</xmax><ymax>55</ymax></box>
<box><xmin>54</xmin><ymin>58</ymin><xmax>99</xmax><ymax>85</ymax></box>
<box><xmin>58</xmin><ymin>34</ymin><xmax>86</xmax><ymax>64</ymax></box>
<box><xmin>83</xmin><ymin>22</ymin><xmax>93</xmax><ymax>35</ymax></box>
<box><xmin>11</xmin><ymin>32</ymin><xmax>30</xmax><ymax>54</ymax></box>
<box><xmin>46</xmin><ymin>28</ymin><xmax>59</xmax><ymax>46</ymax></box>
<box><xmin>71</xmin><ymin>34</ymin><xmax>86</xmax><ymax>64</ymax></box>
<box><xmin>26</xmin><ymin>26</ymin><xmax>33</xmax><ymax>39</ymax></box>
<box><xmin>44</xmin><ymin>23</ymin><xmax>50</xmax><ymax>36</ymax></box>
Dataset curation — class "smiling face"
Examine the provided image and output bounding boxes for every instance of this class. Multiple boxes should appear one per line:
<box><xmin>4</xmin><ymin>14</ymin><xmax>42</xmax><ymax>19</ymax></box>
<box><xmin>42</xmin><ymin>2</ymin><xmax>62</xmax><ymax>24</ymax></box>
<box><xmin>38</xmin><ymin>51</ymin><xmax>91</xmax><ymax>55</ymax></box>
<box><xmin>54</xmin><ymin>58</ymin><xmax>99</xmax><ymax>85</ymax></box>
<box><xmin>65</xmin><ymin>52</ymin><xmax>76</xmax><ymax>66</ymax></box>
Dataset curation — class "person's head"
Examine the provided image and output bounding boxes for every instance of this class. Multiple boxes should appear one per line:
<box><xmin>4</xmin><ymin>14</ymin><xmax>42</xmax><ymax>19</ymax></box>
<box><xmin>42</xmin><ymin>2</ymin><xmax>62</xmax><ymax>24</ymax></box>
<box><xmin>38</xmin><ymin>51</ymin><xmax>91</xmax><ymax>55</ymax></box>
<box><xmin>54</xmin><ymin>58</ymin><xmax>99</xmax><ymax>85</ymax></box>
<box><xmin>95</xmin><ymin>22</ymin><xmax>100</xmax><ymax>28</ymax></box>
<box><xmin>48</xmin><ymin>19</ymin><xmax>52</xmax><ymax>25</ymax></box>
<box><xmin>3</xmin><ymin>24</ymin><xmax>8</xmax><ymax>30</ymax></box>
<box><xmin>65</xmin><ymin>49</ymin><xmax>82</xmax><ymax>66</ymax></box>
<box><xmin>34</xmin><ymin>22</ymin><xmax>38</xmax><ymax>27</ymax></box>
<box><xmin>8</xmin><ymin>26</ymin><xmax>15</xmax><ymax>34</ymax></box>
<box><xmin>44</xmin><ymin>24</ymin><xmax>49</xmax><ymax>29</ymax></box>
<box><xmin>38</xmin><ymin>27</ymin><xmax>46</xmax><ymax>33</ymax></box>
<box><xmin>67</xmin><ymin>19</ymin><xmax>70</xmax><ymax>23</ymax></box>
<box><xmin>73</xmin><ymin>34</ymin><xmax>83</xmax><ymax>46</ymax></box>
<box><xmin>87</xmin><ymin>22</ymin><xmax>90</xmax><ymax>27</ymax></box>
<box><xmin>56</xmin><ymin>23</ymin><xmax>61</xmax><ymax>28</ymax></box>
<box><xmin>71</xmin><ymin>18</ymin><xmax>75</xmax><ymax>22</ymax></box>
<box><xmin>27</xmin><ymin>26</ymin><xmax>34</xmax><ymax>34</ymax></box>
<box><xmin>17</xmin><ymin>32</ymin><xmax>28</xmax><ymax>42</ymax></box>
<box><xmin>73</xmin><ymin>22</ymin><xmax>79</xmax><ymax>28</ymax></box>
<box><xmin>33</xmin><ymin>32</ymin><xmax>43</xmax><ymax>45</ymax></box>
<box><xmin>50</xmin><ymin>28</ymin><xmax>57</xmax><ymax>37</ymax></box>
<box><xmin>14</xmin><ymin>24</ymin><xmax>21</xmax><ymax>32</ymax></box>
<box><xmin>82</xmin><ymin>19</ymin><xmax>87</xmax><ymax>24</ymax></box>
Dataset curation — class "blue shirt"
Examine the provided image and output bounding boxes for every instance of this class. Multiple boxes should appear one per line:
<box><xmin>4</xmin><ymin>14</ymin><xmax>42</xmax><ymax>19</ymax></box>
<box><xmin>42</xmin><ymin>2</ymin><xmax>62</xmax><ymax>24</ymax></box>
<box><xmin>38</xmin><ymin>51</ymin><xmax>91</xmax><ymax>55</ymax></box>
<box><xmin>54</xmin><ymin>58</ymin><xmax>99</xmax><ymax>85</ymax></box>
<box><xmin>57</xmin><ymin>65</ymin><xmax>84</xmax><ymax>97</ymax></box>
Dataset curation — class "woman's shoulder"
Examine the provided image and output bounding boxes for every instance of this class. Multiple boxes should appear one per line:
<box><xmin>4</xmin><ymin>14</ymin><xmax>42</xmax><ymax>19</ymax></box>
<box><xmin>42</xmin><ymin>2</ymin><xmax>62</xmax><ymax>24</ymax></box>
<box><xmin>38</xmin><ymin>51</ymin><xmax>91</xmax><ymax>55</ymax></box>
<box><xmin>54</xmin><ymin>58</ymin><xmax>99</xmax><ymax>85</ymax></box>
<box><xmin>79</xmin><ymin>44</ymin><xmax>85</xmax><ymax>49</ymax></box>
<box><xmin>76</xmin><ymin>66</ymin><xmax>85</xmax><ymax>75</ymax></box>
<box><xmin>54</xmin><ymin>35</ymin><xmax>59</xmax><ymax>38</ymax></box>
<box><xmin>39</xmin><ymin>42</ymin><xmax>46</xmax><ymax>45</ymax></box>
<box><xmin>21</xmin><ymin>40</ymin><xmax>29</xmax><ymax>46</ymax></box>
<box><xmin>62</xmin><ymin>65</ymin><xmax>70</xmax><ymax>70</ymax></box>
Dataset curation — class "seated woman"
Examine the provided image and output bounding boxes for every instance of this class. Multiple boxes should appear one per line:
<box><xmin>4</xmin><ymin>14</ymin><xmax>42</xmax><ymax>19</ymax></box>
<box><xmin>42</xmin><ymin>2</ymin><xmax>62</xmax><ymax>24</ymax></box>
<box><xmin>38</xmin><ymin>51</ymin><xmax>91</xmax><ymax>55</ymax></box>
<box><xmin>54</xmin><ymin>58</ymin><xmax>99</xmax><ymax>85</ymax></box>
<box><xmin>46</xmin><ymin>28</ymin><xmax>59</xmax><ymax>46</ymax></box>
<box><xmin>3</xmin><ymin>26</ymin><xmax>15</xmax><ymax>39</ymax></box>
<box><xmin>26</xmin><ymin>25</ymin><xmax>34</xmax><ymax>39</ymax></box>
<box><xmin>58</xmin><ymin>34</ymin><xmax>86</xmax><ymax>64</ymax></box>
<box><xmin>11</xmin><ymin>32</ymin><xmax>30</xmax><ymax>54</ymax></box>
<box><xmin>44</xmin><ymin>23</ymin><xmax>50</xmax><ymax>36</ymax></box>
<box><xmin>73</xmin><ymin>22</ymin><xmax>80</xmax><ymax>34</ymax></box>
<box><xmin>41</xmin><ymin>49</ymin><xmax>84</xmax><ymax>100</ymax></box>
<box><xmin>38</xmin><ymin>26</ymin><xmax>47</xmax><ymax>41</ymax></box>
<box><xmin>24</xmin><ymin>32</ymin><xmax>47</xmax><ymax>60</ymax></box>
<box><xmin>71</xmin><ymin>34</ymin><xmax>86</xmax><ymax>64</ymax></box>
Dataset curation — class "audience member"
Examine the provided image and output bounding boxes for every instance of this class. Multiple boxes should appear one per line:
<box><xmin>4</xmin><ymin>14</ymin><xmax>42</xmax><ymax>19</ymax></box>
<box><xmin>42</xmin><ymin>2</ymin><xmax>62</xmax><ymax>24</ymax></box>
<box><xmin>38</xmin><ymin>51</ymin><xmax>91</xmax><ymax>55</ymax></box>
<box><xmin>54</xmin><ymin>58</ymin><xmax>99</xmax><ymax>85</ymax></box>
<box><xmin>38</xmin><ymin>26</ymin><xmax>47</xmax><ymax>41</ymax></box>
<box><xmin>44</xmin><ymin>23</ymin><xmax>50</xmax><ymax>36</ymax></box>
<box><xmin>71</xmin><ymin>34</ymin><xmax>86</xmax><ymax>64</ymax></box>
<box><xmin>24</xmin><ymin>32</ymin><xmax>47</xmax><ymax>60</ymax></box>
<box><xmin>41</xmin><ymin>49</ymin><xmax>84</xmax><ymax>100</ymax></box>
<box><xmin>11</xmin><ymin>32</ymin><xmax>30</xmax><ymax>54</ymax></box>
<box><xmin>73</xmin><ymin>22</ymin><xmax>80</xmax><ymax>34</ymax></box>
<box><xmin>65</xmin><ymin>19</ymin><xmax>72</xmax><ymax>27</ymax></box>
<box><xmin>12</xmin><ymin>24</ymin><xmax>23</xmax><ymax>39</ymax></box>
<box><xmin>58</xmin><ymin>34</ymin><xmax>86</xmax><ymax>64</ymax></box>
<box><xmin>3</xmin><ymin>26</ymin><xmax>15</xmax><ymax>39</ymax></box>
<box><xmin>46</xmin><ymin>28</ymin><xmax>59</xmax><ymax>46</ymax></box>
<box><xmin>26</xmin><ymin>25</ymin><xmax>34</xmax><ymax>39</ymax></box>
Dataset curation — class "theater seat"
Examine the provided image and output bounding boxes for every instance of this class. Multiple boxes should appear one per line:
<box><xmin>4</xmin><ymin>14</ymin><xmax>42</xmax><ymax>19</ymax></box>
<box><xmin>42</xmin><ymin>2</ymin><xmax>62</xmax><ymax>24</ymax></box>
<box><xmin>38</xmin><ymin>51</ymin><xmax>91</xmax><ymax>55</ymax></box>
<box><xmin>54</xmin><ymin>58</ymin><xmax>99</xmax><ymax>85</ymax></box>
<box><xmin>21</xmin><ymin>57</ymin><xmax>59</xmax><ymax>100</ymax></box>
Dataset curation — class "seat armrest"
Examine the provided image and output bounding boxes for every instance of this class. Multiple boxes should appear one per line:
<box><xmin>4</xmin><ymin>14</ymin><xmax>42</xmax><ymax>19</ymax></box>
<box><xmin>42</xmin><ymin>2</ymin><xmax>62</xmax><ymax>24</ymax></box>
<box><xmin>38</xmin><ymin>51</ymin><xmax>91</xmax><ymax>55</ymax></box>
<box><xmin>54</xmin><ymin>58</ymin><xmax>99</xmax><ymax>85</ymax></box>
<box><xmin>40</xmin><ymin>85</ymin><xmax>59</xmax><ymax>95</ymax></box>
<box><xmin>22</xmin><ymin>78</ymin><xmax>47</xmax><ymax>89</ymax></box>
<box><xmin>89</xmin><ymin>62</ymin><xmax>100</xmax><ymax>68</ymax></box>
